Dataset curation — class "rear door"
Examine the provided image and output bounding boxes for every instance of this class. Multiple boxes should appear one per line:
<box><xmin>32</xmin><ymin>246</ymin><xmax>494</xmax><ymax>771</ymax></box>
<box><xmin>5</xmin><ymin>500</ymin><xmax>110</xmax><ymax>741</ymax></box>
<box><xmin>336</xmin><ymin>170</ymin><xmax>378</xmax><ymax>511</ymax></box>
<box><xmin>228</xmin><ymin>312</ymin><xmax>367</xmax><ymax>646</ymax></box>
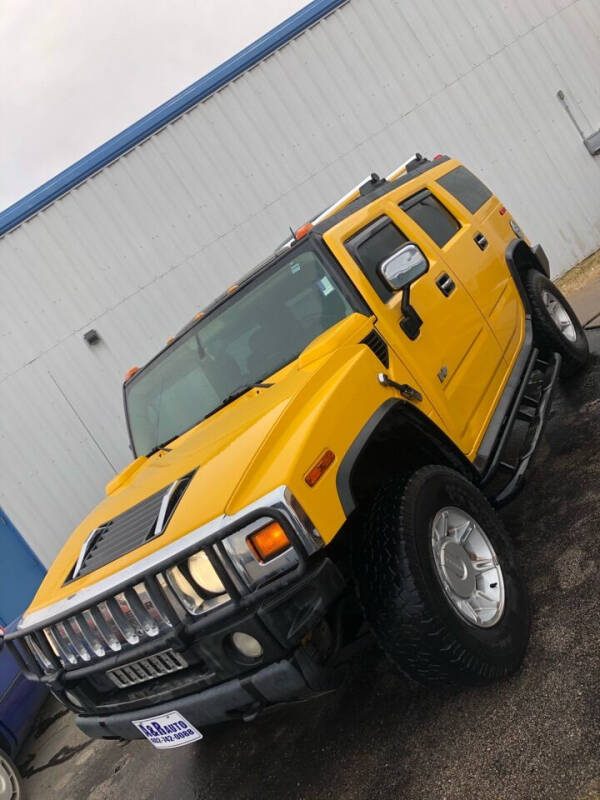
<box><xmin>330</xmin><ymin>189</ymin><xmax>507</xmax><ymax>456</ymax></box>
<box><xmin>431</xmin><ymin>164</ymin><xmax>526</xmax><ymax>368</ymax></box>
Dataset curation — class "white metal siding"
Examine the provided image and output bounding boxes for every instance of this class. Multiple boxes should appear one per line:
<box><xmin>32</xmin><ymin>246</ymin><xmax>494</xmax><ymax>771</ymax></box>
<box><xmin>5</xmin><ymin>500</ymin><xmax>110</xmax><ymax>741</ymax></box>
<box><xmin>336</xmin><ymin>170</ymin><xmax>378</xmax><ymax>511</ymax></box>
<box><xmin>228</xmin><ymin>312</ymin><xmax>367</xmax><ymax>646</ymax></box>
<box><xmin>1</xmin><ymin>0</ymin><xmax>599</xmax><ymax>565</ymax></box>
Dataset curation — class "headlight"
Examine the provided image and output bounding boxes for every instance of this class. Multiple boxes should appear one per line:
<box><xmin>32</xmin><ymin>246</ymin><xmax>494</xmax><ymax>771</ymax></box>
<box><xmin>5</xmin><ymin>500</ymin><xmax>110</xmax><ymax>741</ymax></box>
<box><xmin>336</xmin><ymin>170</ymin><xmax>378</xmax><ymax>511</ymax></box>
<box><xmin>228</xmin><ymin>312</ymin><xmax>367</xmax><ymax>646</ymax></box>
<box><xmin>187</xmin><ymin>551</ymin><xmax>224</xmax><ymax>594</ymax></box>
<box><xmin>166</xmin><ymin>563</ymin><xmax>229</xmax><ymax>616</ymax></box>
<box><xmin>223</xmin><ymin>518</ymin><xmax>298</xmax><ymax>589</ymax></box>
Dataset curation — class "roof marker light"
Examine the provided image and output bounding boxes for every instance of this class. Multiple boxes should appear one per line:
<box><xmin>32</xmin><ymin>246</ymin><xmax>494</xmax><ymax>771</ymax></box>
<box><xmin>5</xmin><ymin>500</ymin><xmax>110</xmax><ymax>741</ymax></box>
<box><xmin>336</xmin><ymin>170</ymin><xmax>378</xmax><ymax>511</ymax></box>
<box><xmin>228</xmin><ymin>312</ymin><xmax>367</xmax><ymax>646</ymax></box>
<box><xmin>194</xmin><ymin>311</ymin><xmax>205</xmax><ymax>320</ymax></box>
<box><xmin>499</xmin><ymin>206</ymin><xmax>507</xmax><ymax>215</ymax></box>
<box><xmin>226</xmin><ymin>284</ymin><xmax>239</xmax><ymax>295</ymax></box>
<box><xmin>434</xmin><ymin>153</ymin><xmax>445</xmax><ymax>160</ymax></box>
<box><xmin>294</xmin><ymin>222</ymin><xmax>313</xmax><ymax>240</ymax></box>
<box><xmin>124</xmin><ymin>366</ymin><xmax>140</xmax><ymax>382</ymax></box>
<box><xmin>166</xmin><ymin>337</ymin><xmax>175</xmax><ymax>344</ymax></box>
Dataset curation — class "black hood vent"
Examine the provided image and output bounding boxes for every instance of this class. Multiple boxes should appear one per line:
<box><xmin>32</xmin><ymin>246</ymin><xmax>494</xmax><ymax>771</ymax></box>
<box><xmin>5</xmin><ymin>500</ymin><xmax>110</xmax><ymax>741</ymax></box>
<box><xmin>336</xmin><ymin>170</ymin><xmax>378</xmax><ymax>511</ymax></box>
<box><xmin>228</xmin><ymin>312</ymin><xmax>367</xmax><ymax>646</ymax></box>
<box><xmin>67</xmin><ymin>470</ymin><xmax>196</xmax><ymax>582</ymax></box>
<box><xmin>361</xmin><ymin>329</ymin><xmax>389</xmax><ymax>368</ymax></box>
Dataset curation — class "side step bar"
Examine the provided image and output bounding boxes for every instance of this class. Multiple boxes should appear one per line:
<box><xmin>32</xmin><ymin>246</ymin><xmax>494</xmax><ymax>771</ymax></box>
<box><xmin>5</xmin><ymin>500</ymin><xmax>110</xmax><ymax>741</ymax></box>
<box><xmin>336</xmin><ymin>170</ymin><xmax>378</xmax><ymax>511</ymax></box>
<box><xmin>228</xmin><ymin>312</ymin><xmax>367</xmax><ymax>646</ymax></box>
<box><xmin>481</xmin><ymin>349</ymin><xmax>562</xmax><ymax>506</ymax></box>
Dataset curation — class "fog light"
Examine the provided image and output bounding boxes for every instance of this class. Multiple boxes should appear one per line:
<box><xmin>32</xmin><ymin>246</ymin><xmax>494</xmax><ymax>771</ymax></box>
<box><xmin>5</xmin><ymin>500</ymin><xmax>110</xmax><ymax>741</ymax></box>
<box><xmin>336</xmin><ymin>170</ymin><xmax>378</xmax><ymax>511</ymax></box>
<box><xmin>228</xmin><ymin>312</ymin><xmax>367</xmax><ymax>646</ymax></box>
<box><xmin>231</xmin><ymin>632</ymin><xmax>263</xmax><ymax>660</ymax></box>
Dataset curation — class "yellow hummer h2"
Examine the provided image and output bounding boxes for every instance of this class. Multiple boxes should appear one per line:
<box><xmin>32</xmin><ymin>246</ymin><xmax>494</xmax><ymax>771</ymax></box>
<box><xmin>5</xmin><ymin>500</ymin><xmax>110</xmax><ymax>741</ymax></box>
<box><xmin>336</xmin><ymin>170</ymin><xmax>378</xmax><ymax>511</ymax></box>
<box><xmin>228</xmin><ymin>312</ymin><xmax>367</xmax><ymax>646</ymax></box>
<box><xmin>6</xmin><ymin>155</ymin><xmax>589</xmax><ymax>746</ymax></box>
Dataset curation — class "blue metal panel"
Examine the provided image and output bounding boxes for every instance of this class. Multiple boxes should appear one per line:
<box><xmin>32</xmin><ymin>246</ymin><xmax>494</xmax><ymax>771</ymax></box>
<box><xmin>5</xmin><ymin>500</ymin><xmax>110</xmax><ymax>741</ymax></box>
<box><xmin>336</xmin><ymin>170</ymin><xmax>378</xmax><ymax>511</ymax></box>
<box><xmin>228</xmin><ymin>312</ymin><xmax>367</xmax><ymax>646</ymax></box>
<box><xmin>0</xmin><ymin>510</ymin><xmax>46</xmax><ymax>626</ymax></box>
<box><xmin>0</xmin><ymin>0</ymin><xmax>346</xmax><ymax>237</ymax></box>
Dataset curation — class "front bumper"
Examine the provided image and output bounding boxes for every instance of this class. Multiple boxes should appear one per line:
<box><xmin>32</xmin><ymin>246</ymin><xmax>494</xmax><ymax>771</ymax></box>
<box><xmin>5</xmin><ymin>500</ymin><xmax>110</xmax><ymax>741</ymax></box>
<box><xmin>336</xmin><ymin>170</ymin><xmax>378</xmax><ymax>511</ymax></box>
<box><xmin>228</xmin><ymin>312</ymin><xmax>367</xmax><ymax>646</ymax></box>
<box><xmin>78</xmin><ymin>658</ymin><xmax>314</xmax><ymax>739</ymax></box>
<box><xmin>70</xmin><ymin>557</ymin><xmax>346</xmax><ymax>739</ymax></box>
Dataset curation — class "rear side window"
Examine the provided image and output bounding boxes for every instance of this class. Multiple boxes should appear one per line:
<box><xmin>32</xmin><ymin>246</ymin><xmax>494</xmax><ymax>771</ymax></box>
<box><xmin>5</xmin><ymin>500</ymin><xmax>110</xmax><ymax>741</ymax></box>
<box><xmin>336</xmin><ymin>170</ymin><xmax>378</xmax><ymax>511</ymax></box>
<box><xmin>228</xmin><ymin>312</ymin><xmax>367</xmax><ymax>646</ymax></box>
<box><xmin>346</xmin><ymin>217</ymin><xmax>408</xmax><ymax>302</ymax></box>
<box><xmin>400</xmin><ymin>190</ymin><xmax>460</xmax><ymax>248</ymax></box>
<box><xmin>437</xmin><ymin>165</ymin><xmax>492</xmax><ymax>214</ymax></box>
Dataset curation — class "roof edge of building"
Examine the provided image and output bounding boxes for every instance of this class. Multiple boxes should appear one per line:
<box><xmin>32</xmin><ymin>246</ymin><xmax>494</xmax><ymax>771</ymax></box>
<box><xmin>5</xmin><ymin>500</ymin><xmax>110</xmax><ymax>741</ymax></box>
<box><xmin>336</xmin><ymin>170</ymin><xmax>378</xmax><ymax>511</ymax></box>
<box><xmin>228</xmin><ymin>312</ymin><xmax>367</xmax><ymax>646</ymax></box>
<box><xmin>0</xmin><ymin>0</ymin><xmax>347</xmax><ymax>238</ymax></box>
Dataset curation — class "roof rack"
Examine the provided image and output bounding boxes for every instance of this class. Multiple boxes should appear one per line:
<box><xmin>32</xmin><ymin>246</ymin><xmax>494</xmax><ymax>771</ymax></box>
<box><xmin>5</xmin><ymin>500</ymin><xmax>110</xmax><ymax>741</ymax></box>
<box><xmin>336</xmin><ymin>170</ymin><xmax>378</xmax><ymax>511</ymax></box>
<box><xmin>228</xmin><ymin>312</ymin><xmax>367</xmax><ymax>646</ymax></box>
<box><xmin>276</xmin><ymin>153</ymin><xmax>427</xmax><ymax>254</ymax></box>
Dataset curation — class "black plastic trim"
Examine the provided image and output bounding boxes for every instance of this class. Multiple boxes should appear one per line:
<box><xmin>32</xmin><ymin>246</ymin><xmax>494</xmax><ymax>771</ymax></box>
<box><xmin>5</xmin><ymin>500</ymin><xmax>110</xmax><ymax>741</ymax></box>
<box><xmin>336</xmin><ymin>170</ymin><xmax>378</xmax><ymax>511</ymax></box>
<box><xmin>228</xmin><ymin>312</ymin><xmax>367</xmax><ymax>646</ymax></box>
<box><xmin>335</xmin><ymin>399</ymin><xmax>474</xmax><ymax>517</ymax></box>
<box><xmin>531</xmin><ymin>244</ymin><xmax>550</xmax><ymax>277</ymax></box>
<box><xmin>336</xmin><ymin>399</ymin><xmax>400</xmax><ymax>516</ymax></box>
<box><xmin>473</xmin><ymin>320</ymin><xmax>534</xmax><ymax>473</ymax></box>
<box><xmin>482</xmin><ymin>351</ymin><xmax>561</xmax><ymax>506</ymax></box>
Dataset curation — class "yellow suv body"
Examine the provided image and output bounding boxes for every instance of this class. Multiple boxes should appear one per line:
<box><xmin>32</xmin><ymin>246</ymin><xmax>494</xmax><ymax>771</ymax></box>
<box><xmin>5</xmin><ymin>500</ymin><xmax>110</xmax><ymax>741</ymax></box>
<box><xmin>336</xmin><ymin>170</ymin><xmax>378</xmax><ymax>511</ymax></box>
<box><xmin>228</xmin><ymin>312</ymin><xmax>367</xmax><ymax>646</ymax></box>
<box><xmin>6</xmin><ymin>155</ymin><xmax>588</xmax><ymax>744</ymax></box>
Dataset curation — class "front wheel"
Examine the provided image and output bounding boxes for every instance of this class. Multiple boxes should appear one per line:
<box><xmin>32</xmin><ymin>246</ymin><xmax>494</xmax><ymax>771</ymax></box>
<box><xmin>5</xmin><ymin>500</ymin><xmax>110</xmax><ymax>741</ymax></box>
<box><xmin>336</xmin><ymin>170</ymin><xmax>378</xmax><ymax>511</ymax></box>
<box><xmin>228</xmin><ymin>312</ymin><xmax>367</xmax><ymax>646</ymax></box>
<box><xmin>356</xmin><ymin>466</ymin><xmax>530</xmax><ymax>687</ymax></box>
<box><xmin>524</xmin><ymin>269</ymin><xmax>589</xmax><ymax>377</ymax></box>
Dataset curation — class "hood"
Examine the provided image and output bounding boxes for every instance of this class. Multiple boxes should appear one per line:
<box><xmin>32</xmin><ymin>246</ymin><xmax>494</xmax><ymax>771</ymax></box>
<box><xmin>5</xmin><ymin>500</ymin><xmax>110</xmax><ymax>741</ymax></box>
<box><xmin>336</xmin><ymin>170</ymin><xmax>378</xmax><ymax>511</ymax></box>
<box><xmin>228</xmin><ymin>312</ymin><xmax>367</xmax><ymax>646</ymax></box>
<box><xmin>27</xmin><ymin>313</ymin><xmax>375</xmax><ymax>615</ymax></box>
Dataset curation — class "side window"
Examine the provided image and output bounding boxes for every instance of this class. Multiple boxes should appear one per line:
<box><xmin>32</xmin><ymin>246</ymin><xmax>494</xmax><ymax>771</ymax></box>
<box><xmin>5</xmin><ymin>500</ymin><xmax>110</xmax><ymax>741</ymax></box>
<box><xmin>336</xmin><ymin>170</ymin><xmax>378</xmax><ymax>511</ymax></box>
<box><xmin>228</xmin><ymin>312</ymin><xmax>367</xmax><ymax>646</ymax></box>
<box><xmin>400</xmin><ymin>190</ymin><xmax>460</xmax><ymax>248</ymax></box>
<box><xmin>346</xmin><ymin>217</ymin><xmax>408</xmax><ymax>302</ymax></box>
<box><xmin>436</xmin><ymin>165</ymin><xmax>492</xmax><ymax>214</ymax></box>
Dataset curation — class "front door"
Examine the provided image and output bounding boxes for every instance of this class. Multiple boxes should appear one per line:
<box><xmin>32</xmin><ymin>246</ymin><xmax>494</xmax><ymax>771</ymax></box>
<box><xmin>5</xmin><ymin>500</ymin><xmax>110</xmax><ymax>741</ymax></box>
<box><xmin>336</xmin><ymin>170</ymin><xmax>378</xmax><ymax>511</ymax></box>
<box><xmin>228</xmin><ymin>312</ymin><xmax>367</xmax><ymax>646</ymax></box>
<box><xmin>327</xmin><ymin>194</ymin><xmax>507</xmax><ymax>457</ymax></box>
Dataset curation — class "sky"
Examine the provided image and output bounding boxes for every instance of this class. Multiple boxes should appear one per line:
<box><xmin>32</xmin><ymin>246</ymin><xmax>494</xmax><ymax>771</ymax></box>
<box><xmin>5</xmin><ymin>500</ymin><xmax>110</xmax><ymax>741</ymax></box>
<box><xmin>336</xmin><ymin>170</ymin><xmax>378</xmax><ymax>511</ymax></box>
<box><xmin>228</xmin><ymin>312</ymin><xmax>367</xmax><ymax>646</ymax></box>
<box><xmin>0</xmin><ymin>0</ymin><xmax>307</xmax><ymax>212</ymax></box>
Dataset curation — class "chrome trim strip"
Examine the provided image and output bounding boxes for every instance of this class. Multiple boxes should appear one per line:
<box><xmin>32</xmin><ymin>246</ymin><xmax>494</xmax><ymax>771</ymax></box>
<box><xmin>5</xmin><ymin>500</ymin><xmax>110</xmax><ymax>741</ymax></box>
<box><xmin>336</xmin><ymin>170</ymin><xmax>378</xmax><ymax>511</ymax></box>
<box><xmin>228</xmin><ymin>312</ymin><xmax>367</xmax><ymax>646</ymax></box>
<box><xmin>71</xmin><ymin>527</ymin><xmax>99</xmax><ymax>580</ymax></box>
<box><xmin>17</xmin><ymin>486</ymin><xmax>321</xmax><ymax>633</ymax></box>
<box><xmin>153</xmin><ymin>480</ymin><xmax>179</xmax><ymax>537</ymax></box>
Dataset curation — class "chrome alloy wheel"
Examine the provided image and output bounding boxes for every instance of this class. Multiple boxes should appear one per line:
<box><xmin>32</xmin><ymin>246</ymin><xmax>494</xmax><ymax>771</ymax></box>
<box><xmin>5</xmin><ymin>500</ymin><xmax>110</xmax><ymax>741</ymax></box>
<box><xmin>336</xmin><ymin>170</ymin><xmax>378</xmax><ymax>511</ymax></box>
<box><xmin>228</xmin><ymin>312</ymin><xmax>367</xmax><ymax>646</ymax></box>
<box><xmin>431</xmin><ymin>507</ymin><xmax>505</xmax><ymax>629</ymax></box>
<box><xmin>542</xmin><ymin>289</ymin><xmax>576</xmax><ymax>342</ymax></box>
<box><xmin>0</xmin><ymin>754</ymin><xmax>20</xmax><ymax>800</ymax></box>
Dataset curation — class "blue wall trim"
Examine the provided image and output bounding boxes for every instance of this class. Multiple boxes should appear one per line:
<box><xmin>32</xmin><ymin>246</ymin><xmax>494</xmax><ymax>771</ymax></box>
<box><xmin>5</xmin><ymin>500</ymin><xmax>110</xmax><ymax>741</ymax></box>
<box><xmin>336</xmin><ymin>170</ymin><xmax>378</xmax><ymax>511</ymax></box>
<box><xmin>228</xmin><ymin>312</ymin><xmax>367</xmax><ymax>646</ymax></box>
<box><xmin>0</xmin><ymin>0</ymin><xmax>346</xmax><ymax>238</ymax></box>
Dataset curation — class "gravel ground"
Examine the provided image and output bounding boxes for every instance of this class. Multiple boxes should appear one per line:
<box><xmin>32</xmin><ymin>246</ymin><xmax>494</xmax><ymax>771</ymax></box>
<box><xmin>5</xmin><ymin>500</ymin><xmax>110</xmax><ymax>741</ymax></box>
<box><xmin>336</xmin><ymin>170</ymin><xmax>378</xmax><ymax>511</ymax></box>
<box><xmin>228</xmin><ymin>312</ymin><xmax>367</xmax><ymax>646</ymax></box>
<box><xmin>17</xmin><ymin>328</ymin><xmax>600</xmax><ymax>800</ymax></box>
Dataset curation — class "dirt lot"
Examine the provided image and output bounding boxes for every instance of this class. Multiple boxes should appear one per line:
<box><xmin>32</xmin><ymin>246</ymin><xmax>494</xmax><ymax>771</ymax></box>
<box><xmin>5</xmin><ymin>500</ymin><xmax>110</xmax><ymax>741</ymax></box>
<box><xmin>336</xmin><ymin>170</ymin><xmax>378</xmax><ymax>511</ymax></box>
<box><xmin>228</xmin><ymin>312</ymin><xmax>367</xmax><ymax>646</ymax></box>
<box><xmin>18</xmin><ymin>299</ymin><xmax>600</xmax><ymax>800</ymax></box>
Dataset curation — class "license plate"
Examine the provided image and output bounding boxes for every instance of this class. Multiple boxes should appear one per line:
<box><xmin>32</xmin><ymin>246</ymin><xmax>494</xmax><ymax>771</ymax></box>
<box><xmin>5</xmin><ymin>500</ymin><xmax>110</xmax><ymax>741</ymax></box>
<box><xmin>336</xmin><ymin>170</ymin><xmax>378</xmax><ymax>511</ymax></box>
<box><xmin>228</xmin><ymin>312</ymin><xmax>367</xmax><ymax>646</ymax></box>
<box><xmin>132</xmin><ymin>710</ymin><xmax>203</xmax><ymax>749</ymax></box>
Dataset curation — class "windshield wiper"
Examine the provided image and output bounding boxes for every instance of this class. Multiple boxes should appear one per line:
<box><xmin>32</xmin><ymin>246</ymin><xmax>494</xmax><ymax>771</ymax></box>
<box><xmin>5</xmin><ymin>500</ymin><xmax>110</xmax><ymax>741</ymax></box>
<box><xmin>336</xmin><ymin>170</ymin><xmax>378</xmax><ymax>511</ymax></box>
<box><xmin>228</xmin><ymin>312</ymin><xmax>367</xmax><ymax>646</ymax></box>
<box><xmin>146</xmin><ymin>434</ymin><xmax>179</xmax><ymax>457</ymax></box>
<box><xmin>203</xmin><ymin>381</ymin><xmax>273</xmax><ymax>421</ymax></box>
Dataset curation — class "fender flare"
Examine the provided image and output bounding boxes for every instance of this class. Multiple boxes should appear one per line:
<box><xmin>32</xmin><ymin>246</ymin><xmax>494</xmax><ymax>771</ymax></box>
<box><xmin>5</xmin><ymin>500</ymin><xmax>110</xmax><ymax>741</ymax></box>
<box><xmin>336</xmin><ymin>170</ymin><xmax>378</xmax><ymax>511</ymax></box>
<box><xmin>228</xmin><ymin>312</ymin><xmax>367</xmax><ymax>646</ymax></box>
<box><xmin>336</xmin><ymin>399</ymin><xmax>475</xmax><ymax>516</ymax></box>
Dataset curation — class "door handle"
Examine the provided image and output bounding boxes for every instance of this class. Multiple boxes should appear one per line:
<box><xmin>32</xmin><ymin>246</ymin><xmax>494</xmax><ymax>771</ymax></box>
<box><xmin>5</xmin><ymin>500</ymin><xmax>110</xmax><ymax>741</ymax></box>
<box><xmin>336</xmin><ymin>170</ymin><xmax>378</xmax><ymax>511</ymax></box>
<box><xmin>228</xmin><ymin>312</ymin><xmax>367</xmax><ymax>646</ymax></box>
<box><xmin>436</xmin><ymin>273</ymin><xmax>455</xmax><ymax>297</ymax></box>
<box><xmin>474</xmin><ymin>232</ymin><xmax>488</xmax><ymax>250</ymax></box>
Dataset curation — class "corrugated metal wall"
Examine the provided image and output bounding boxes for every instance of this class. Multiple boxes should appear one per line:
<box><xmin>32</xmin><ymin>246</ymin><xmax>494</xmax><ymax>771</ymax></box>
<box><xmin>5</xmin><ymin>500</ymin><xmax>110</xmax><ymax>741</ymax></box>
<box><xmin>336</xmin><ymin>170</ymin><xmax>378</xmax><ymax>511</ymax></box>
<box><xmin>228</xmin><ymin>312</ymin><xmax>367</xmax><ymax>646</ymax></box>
<box><xmin>1</xmin><ymin>0</ymin><xmax>599</xmax><ymax>566</ymax></box>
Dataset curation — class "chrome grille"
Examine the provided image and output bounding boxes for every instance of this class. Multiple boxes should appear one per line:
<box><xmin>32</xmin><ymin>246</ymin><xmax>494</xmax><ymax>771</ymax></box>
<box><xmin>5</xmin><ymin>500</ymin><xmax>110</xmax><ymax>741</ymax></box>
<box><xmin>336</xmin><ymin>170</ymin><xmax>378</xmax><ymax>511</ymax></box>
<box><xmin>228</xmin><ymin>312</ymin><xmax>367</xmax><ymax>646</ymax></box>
<box><xmin>38</xmin><ymin>581</ymin><xmax>176</xmax><ymax>668</ymax></box>
<box><xmin>107</xmin><ymin>649</ymin><xmax>188</xmax><ymax>688</ymax></box>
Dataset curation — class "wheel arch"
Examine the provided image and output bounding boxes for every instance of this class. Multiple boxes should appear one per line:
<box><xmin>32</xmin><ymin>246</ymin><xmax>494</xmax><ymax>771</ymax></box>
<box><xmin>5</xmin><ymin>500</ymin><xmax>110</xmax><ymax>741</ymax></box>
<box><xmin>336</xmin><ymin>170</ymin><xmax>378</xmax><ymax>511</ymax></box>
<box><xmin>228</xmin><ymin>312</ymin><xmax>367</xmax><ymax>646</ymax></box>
<box><xmin>336</xmin><ymin>398</ymin><xmax>477</xmax><ymax>517</ymax></box>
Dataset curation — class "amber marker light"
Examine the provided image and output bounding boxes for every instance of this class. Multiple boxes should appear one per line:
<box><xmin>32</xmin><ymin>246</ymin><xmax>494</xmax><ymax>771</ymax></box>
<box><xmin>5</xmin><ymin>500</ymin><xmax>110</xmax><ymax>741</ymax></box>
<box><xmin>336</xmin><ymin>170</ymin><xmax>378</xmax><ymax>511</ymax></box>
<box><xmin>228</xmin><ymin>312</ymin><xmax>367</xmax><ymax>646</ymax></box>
<box><xmin>247</xmin><ymin>522</ymin><xmax>290</xmax><ymax>563</ymax></box>
<box><xmin>305</xmin><ymin>449</ymin><xmax>335</xmax><ymax>487</ymax></box>
<box><xmin>124</xmin><ymin>366</ymin><xmax>140</xmax><ymax>382</ymax></box>
<box><xmin>226</xmin><ymin>284</ymin><xmax>239</xmax><ymax>294</ymax></box>
<box><xmin>294</xmin><ymin>222</ymin><xmax>313</xmax><ymax>240</ymax></box>
<box><xmin>194</xmin><ymin>311</ymin><xmax>206</xmax><ymax>320</ymax></box>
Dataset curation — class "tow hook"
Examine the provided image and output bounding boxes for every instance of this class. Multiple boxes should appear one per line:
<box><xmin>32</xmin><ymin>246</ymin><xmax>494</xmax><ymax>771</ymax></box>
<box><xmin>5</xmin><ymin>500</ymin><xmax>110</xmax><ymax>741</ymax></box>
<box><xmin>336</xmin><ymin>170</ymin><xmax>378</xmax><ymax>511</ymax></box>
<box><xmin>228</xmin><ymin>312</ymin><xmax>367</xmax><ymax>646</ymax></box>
<box><xmin>378</xmin><ymin>372</ymin><xmax>423</xmax><ymax>403</ymax></box>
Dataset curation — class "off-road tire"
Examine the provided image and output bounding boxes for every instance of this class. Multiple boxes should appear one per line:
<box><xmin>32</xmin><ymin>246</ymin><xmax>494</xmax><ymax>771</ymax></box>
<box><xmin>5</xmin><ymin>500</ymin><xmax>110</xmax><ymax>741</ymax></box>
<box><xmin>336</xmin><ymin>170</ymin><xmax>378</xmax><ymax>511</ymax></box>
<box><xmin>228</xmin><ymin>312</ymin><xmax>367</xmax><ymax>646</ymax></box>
<box><xmin>0</xmin><ymin>748</ymin><xmax>23</xmax><ymax>800</ymax></box>
<box><xmin>523</xmin><ymin>269</ymin><xmax>589</xmax><ymax>377</ymax></box>
<box><xmin>356</xmin><ymin>465</ymin><xmax>530</xmax><ymax>687</ymax></box>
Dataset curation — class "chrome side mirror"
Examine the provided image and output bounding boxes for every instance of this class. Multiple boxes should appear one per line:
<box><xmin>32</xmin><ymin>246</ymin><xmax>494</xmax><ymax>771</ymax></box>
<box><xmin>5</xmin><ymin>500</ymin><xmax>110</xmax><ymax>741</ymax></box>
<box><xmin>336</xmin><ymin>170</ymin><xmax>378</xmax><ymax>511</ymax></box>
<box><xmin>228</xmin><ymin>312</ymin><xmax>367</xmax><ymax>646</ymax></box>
<box><xmin>379</xmin><ymin>243</ymin><xmax>428</xmax><ymax>292</ymax></box>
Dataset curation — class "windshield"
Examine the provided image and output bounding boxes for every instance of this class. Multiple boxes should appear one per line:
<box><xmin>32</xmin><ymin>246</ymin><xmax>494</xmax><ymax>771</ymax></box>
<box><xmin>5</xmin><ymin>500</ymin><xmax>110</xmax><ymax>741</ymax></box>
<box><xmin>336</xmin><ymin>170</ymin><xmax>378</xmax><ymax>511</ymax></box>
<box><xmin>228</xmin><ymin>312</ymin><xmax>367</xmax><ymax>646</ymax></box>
<box><xmin>125</xmin><ymin>242</ymin><xmax>359</xmax><ymax>456</ymax></box>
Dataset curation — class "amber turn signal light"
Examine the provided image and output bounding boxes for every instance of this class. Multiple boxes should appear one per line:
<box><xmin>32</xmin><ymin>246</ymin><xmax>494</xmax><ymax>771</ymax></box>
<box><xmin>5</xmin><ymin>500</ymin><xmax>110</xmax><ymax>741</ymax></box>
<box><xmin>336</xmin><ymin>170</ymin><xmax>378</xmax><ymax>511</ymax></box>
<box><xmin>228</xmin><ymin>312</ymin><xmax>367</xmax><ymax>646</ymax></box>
<box><xmin>294</xmin><ymin>222</ymin><xmax>313</xmax><ymax>240</ymax></box>
<box><xmin>305</xmin><ymin>449</ymin><xmax>335</xmax><ymax>487</ymax></box>
<box><xmin>247</xmin><ymin>522</ymin><xmax>290</xmax><ymax>563</ymax></box>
